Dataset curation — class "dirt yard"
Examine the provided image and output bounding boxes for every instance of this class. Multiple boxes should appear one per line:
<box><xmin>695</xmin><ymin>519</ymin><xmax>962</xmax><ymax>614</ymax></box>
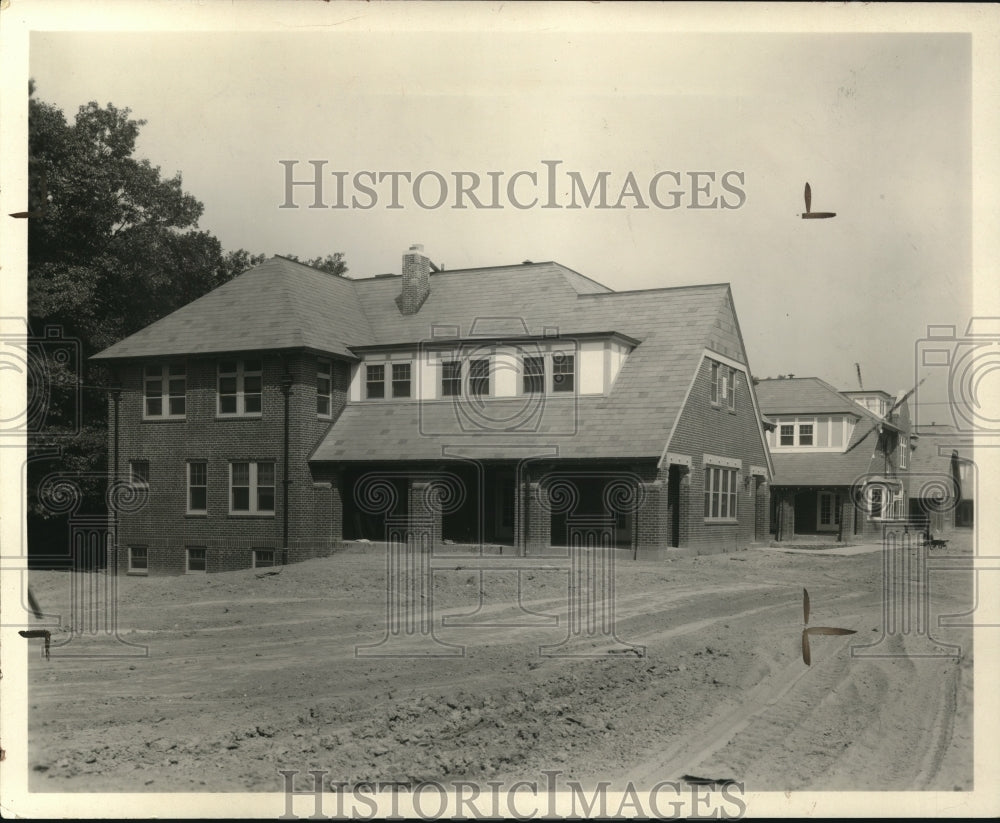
<box><xmin>25</xmin><ymin>534</ymin><xmax>973</xmax><ymax>795</ymax></box>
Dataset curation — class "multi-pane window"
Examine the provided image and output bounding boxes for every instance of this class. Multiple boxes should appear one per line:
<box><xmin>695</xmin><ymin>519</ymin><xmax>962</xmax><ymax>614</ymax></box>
<box><xmin>128</xmin><ymin>546</ymin><xmax>148</xmax><ymax>573</ymax></box>
<box><xmin>775</xmin><ymin>420</ymin><xmax>820</xmax><ymax>447</ymax></box>
<box><xmin>317</xmin><ymin>360</ymin><xmax>332</xmax><ymax>416</ymax></box>
<box><xmin>230</xmin><ymin>461</ymin><xmax>275</xmax><ymax>514</ymax></box>
<box><xmin>523</xmin><ymin>356</ymin><xmax>544</xmax><ymax>394</ymax></box>
<box><xmin>710</xmin><ymin>362</ymin><xmax>720</xmax><ymax>404</ymax></box>
<box><xmin>187</xmin><ymin>461</ymin><xmax>207</xmax><ymax>513</ymax></box>
<box><xmin>129</xmin><ymin>460</ymin><xmax>149</xmax><ymax>487</ymax></box>
<box><xmin>552</xmin><ymin>353</ymin><xmax>575</xmax><ymax>393</ymax></box>
<box><xmin>727</xmin><ymin>368</ymin><xmax>737</xmax><ymax>410</ymax></box>
<box><xmin>392</xmin><ymin>363</ymin><xmax>412</xmax><ymax>398</ymax></box>
<box><xmin>899</xmin><ymin>441</ymin><xmax>908</xmax><ymax>469</ymax></box>
<box><xmin>253</xmin><ymin>549</ymin><xmax>276</xmax><ymax>568</ymax></box>
<box><xmin>144</xmin><ymin>363</ymin><xmax>186</xmax><ymax>418</ymax></box>
<box><xmin>365</xmin><ymin>364</ymin><xmax>385</xmax><ymax>399</ymax></box>
<box><xmin>704</xmin><ymin>466</ymin><xmax>738</xmax><ymax>521</ymax></box>
<box><xmin>469</xmin><ymin>359</ymin><xmax>491</xmax><ymax>397</ymax></box>
<box><xmin>218</xmin><ymin>359</ymin><xmax>262</xmax><ymax>416</ymax></box>
<box><xmin>186</xmin><ymin>547</ymin><xmax>207</xmax><ymax>573</ymax></box>
<box><xmin>441</xmin><ymin>361</ymin><xmax>462</xmax><ymax>397</ymax></box>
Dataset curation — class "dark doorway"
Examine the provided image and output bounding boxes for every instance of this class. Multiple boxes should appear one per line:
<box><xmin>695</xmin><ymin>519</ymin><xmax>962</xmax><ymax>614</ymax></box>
<box><xmin>549</xmin><ymin>476</ymin><xmax>634</xmax><ymax>549</ymax></box>
<box><xmin>667</xmin><ymin>465</ymin><xmax>681</xmax><ymax>547</ymax></box>
<box><xmin>341</xmin><ymin>470</ymin><xmax>409</xmax><ymax>541</ymax></box>
<box><xmin>440</xmin><ymin>463</ymin><xmax>517</xmax><ymax>546</ymax></box>
<box><xmin>794</xmin><ymin>491</ymin><xmax>818</xmax><ymax>534</ymax></box>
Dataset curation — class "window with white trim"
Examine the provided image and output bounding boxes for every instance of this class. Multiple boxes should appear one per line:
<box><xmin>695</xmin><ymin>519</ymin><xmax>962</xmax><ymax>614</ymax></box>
<box><xmin>469</xmin><ymin>358</ymin><xmax>491</xmax><ymax>397</ymax></box>
<box><xmin>552</xmin><ymin>352</ymin><xmax>575</xmax><ymax>393</ymax></box>
<box><xmin>441</xmin><ymin>361</ymin><xmax>462</xmax><ymax>397</ymax></box>
<box><xmin>253</xmin><ymin>549</ymin><xmax>276</xmax><ymax>568</ymax></box>
<box><xmin>709</xmin><ymin>360</ymin><xmax>736</xmax><ymax>408</ymax></box>
<box><xmin>143</xmin><ymin>363</ymin><xmax>186</xmax><ymax>419</ymax></box>
<box><xmin>129</xmin><ymin>460</ymin><xmax>149</xmax><ymax>488</ymax></box>
<box><xmin>317</xmin><ymin>360</ymin><xmax>332</xmax><ymax>416</ymax></box>
<box><xmin>128</xmin><ymin>546</ymin><xmax>148</xmax><ymax>574</ymax></box>
<box><xmin>899</xmin><ymin>440</ymin><xmax>908</xmax><ymax>469</ymax></box>
<box><xmin>365</xmin><ymin>364</ymin><xmax>386</xmax><ymax>399</ymax></box>
<box><xmin>704</xmin><ymin>466</ymin><xmax>739</xmax><ymax>521</ymax></box>
<box><xmin>187</xmin><ymin>461</ymin><xmax>207</xmax><ymax>514</ymax></box>
<box><xmin>780</xmin><ymin>424</ymin><xmax>795</xmax><ymax>446</ymax></box>
<box><xmin>186</xmin><ymin>547</ymin><xmax>207</xmax><ymax>573</ymax></box>
<box><xmin>229</xmin><ymin>461</ymin><xmax>275</xmax><ymax>514</ymax></box>
<box><xmin>218</xmin><ymin>359</ymin><xmax>262</xmax><ymax>416</ymax></box>
<box><xmin>522</xmin><ymin>355</ymin><xmax>544</xmax><ymax>394</ymax></box>
<box><xmin>391</xmin><ymin>363</ymin><xmax>412</xmax><ymax>398</ymax></box>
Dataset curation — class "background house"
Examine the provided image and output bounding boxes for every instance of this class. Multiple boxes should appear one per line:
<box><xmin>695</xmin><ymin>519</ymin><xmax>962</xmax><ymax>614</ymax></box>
<box><xmin>909</xmin><ymin>422</ymin><xmax>975</xmax><ymax>533</ymax></box>
<box><xmin>93</xmin><ymin>245</ymin><xmax>773</xmax><ymax>575</ymax></box>
<box><xmin>756</xmin><ymin>377</ymin><xmax>913</xmax><ymax>542</ymax></box>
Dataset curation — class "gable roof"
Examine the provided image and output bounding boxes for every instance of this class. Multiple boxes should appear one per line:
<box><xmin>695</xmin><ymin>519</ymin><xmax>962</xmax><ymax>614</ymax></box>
<box><xmin>92</xmin><ymin>257</ymin><xmax>375</xmax><ymax>361</ymax></box>
<box><xmin>755</xmin><ymin>377</ymin><xmax>865</xmax><ymax>417</ymax></box>
<box><xmin>93</xmin><ymin>253</ymin><xmax>768</xmax><ymax>463</ymax></box>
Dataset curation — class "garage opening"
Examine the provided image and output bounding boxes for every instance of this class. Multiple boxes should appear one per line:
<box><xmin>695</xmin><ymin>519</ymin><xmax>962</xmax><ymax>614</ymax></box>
<box><xmin>549</xmin><ymin>475</ymin><xmax>634</xmax><ymax>549</ymax></box>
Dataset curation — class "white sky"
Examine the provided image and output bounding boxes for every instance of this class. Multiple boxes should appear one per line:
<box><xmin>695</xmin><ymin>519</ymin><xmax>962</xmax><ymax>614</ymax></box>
<box><xmin>23</xmin><ymin>21</ymin><xmax>975</xmax><ymax>414</ymax></box>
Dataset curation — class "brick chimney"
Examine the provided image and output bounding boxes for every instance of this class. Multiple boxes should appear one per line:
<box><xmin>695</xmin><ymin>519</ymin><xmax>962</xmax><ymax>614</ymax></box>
<box><xmin>399</xmin><ymin>243</ymin><xmax>431</xmax><ymax>315</ymax></box>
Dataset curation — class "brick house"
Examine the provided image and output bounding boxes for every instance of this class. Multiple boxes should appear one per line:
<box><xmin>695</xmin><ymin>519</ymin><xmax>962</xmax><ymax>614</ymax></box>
<box><xmin>755</xmin><ymin>378</ymin><xmax>914</xmax><ymax>542</ymax></box>
<box><xmin>92</xmin><ymin>245</ymin><xmax>773</xmax><ymax>575</ymax></box>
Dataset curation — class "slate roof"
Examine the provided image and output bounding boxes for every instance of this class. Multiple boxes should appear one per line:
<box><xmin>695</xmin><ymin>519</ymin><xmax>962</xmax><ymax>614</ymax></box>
<box><xmin>313</xmin><ymin>279</ymin><xmax>746</xmax><ymax>461</ymax></box>
<box><xmin>95</xmin><ymin>254</ymin><xmax>761</xmax><ymax>463</ymax></box>
<box><xmin>755</xmin><ymin>377</ymin><xmax>865</xmax><ymax>416</ymax></box>
<box><xmin>92</xmin><ymin>257</ymin><xmax>375</xmax><ymax>360</ymax></box>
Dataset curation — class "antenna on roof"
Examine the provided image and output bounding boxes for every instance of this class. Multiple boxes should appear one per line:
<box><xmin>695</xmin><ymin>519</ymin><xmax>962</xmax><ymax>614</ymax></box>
<box><xmin>855</xmin><ymin>363</ymin><xmax>863</xmax><ymax>390</ymax></box>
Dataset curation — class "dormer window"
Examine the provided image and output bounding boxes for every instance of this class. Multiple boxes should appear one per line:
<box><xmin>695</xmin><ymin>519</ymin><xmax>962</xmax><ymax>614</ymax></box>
<box><xmin>366</xmin><ymin>364</ymin><xmax>386</xmax><ymax>399</ymax></box>
<box><xmin>469</xmin><ymin>359</ymin><xmax>491</xmax><ymax>397</ymax></box>
<box><xmin>441</xmin><ymin>361</ymin><xmax>462</xmax><ymax>397</ymax></box>
<box><xmin>552</xmin><ymin>353</ymin><xmax>575</xmax><ymax>393</ymax></box>
<box><xmin>523</xmin><ymin>356</ymin><xmax>544</xmax><ymax>394</ymax></box>
<box><xmin>392</xmin><ymin>363</ymin><xmax>412</xmax><ymax>398</ymax></box>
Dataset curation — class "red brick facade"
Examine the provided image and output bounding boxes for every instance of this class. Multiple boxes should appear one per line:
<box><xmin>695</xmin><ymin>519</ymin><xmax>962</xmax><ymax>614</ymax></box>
<box><xmin>110</xmin><ymin>350</ymin><xmax>349</xmax><ymax>575</ymax></box>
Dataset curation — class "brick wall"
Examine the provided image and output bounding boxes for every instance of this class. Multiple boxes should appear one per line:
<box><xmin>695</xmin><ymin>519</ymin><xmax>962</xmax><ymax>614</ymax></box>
<box><xmin>667</xmin><ymin>356</ymin><xmax>771</xmax><ymax>553</ymax></box>
<box><xmin>110</xmin><ymin>350</ymin><xmax>349</xmax><ymax>575</ymax></box>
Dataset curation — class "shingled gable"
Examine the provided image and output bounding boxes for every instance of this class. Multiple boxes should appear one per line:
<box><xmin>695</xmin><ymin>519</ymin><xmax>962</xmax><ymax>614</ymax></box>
<box><xmin>91</xmin><ymin>256</ymin><xmax>375</xmax><ymax>361</ymax></box>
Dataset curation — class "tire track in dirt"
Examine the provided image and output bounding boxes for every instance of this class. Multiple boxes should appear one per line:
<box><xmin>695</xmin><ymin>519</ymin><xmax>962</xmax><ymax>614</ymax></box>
<box><xmin>620</xmin><ymin>615</ymin><xmax>866</xmax><ymax>788</ymax></box>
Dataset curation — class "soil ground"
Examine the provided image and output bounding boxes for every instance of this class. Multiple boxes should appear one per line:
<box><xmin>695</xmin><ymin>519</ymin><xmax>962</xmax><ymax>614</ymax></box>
<box><xmin>25</xmin><ymin>532</ymin><xmax>974</xmax><ymax>794</ymax></box>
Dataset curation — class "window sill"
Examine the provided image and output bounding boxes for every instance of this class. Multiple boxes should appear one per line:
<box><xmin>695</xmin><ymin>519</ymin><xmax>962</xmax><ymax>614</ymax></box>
<box><xmin>227</xmin><ymin>513</ymin><xmax>275</xmax><ymax>519</ymax></box>
<box><xmin>215</xmin><ymin>414</ymin><xmax>263</xmax><ymax>421</ymax></box>
<box><xmin>184</xmin><ymin>512</ymin><xmax>208</xmax><ymax>518</ymax></box>
<box><xmin>126</xmin><ymin>570</ymin><xmax>148</xmax><ymax>576</ymax></box>
<box><xmin>703</xmin><ymin>518</ymin><xmax>739</xmax><ymax>524</ymax></box>
<box><xmin>142</xmin><ymin>417</ymin><xmax>186</xmax><ymax>423</ymax></box>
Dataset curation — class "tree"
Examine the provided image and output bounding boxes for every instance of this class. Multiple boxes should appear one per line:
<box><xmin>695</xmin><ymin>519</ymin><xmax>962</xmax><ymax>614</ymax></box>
<box><xmin>280</xmin><ymin>252</ymin><xmax>349</xmax><ymax>277</ymax></box>
<box><xmin>24</xmin><ymin>86</ymin><xmax>348</xmax><ymax>562</ymax></box>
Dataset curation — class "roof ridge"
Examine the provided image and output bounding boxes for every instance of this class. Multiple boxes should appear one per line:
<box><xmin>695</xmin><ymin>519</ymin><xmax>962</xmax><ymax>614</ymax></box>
<box><xmin>577</xmin><ymin>282</ymin><xmax>730</xmax><ymax>297</ymax></box>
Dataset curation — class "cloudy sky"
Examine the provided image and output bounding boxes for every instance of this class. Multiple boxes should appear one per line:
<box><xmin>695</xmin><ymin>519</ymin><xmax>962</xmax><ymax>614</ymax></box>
<box><xmin>19</xmin><ymin>7</ymin><xmax>980</xmax><ymax>419</ymax></box>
